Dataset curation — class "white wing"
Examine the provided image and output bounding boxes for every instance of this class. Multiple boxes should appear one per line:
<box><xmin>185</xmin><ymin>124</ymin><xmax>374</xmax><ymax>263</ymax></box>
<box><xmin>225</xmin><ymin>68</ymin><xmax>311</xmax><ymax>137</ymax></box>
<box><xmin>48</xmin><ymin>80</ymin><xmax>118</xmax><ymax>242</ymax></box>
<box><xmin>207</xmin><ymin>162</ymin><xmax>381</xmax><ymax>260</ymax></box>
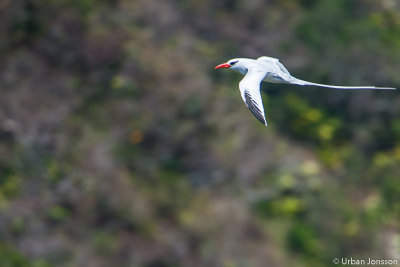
<box><xmin>257</xmin><ymin>56</ymin><xmax>396</xmax><ymax>90</ymax></box>
<box><xmin>257</xmin><ymin>56</ymin><xmax>290</xmax><ymax>75</ymax></box>
<box><xmin>239</xmin><ymin>69</ymin><xmax>268</xmax><ymax>126</ymax></box>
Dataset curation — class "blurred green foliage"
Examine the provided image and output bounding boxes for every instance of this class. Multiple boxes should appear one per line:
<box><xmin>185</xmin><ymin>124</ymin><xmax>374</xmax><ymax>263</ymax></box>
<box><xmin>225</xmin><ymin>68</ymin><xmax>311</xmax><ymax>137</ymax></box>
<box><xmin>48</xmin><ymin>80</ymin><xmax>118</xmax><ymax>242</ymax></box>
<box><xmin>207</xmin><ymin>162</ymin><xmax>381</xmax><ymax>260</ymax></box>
<box><xmin>0</xmin><ymin>0</ymin><xmax>399</xmax><ymax>266</ymax></box>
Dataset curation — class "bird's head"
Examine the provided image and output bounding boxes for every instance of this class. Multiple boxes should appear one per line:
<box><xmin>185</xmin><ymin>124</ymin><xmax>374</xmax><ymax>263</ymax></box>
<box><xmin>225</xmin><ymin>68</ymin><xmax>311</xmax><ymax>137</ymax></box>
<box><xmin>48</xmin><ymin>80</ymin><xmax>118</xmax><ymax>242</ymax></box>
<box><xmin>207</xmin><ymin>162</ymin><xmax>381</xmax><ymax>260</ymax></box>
<box><xmin>214</xmin><ymin>58</ymin><xmax>240</xmax><ymax>69</ymax></box>
<box><xmin>214</xmin><ymin>58</ymin><xmax>248</xmax><ymax>75</ymax></box>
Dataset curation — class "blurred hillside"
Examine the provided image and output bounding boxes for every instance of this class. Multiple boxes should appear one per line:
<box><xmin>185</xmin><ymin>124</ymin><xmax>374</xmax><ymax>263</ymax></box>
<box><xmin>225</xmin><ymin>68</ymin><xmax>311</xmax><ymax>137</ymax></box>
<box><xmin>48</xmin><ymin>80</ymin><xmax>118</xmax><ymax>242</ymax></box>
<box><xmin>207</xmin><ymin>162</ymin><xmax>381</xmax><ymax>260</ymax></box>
<box><xmin>0</xmin><ymin>0</ymin><xmax>400</xmax><ymax>266</ymax></box>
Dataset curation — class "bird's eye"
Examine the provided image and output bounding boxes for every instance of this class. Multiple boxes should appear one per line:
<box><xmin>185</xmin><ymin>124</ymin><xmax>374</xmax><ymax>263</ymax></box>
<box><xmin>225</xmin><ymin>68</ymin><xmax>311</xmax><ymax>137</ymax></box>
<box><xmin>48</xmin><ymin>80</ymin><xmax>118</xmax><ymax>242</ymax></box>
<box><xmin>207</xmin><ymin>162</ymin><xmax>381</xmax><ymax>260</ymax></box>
<box><xmin>230</xmin><ymin>60</ymin><xmax>238</xmax><ymax>66</ymax></box>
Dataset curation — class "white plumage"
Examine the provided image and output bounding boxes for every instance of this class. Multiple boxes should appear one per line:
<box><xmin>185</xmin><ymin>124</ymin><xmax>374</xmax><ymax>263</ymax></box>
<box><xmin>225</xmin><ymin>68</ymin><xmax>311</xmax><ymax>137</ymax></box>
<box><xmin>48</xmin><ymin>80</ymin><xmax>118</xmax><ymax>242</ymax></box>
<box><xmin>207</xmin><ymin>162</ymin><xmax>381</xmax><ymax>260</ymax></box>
<box><xmin>215</xmin><ymin>56</ymin><xmax>396</xmax><ymax>127</ymax></box>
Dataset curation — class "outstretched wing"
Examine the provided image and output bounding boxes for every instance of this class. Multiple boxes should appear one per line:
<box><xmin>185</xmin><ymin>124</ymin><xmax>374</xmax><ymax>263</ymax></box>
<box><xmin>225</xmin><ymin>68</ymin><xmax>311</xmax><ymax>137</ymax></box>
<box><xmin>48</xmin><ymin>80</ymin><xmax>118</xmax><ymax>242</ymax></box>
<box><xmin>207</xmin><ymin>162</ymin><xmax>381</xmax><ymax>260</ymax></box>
<box><xmin>257</xmin><ymin>56</ymin><xmax>296</xmax><ymax>84</ymax></box>
<box><xmin>257</xmin><ymin>56</ymin><xmax>396</xmax><ymax>89</ymax></box>
<box><xmin>257</xmin><ymin>56</ymin><xmax>396</xmax><ymax>90</ymax></box>
<box><xmin>239</xmin><ymin>70</ymin><xmax>268</xmax><ymax>126</ymax></box>
<box><xmin>257</xmin><ymin>56</ymin><xmax>290</xmax><ymax>75</ymax></box>
<box><xmin>243</xmin><ymin>90</ymin><xmax>267</xmax><ymax>125</ymax></box>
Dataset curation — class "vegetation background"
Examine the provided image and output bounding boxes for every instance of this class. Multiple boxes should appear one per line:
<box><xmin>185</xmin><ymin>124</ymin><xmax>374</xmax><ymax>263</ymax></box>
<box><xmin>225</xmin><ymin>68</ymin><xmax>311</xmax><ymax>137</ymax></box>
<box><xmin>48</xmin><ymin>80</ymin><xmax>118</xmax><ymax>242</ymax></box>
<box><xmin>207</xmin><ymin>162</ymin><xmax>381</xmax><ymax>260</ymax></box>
<box><xmin>0</xmin><ymin>0</ymin><xmax>400</xmax><ymax>266</ymax></box>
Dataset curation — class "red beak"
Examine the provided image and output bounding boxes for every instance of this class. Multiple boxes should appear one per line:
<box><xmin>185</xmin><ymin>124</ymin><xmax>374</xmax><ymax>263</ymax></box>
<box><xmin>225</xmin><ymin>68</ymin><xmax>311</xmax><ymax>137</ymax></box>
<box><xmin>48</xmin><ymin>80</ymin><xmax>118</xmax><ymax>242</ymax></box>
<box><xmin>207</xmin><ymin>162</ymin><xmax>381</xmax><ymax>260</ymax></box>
<box><xmin>214</xmin><ymin>63</ymin><xmax>231</xmax><ymax>69</ymax></box>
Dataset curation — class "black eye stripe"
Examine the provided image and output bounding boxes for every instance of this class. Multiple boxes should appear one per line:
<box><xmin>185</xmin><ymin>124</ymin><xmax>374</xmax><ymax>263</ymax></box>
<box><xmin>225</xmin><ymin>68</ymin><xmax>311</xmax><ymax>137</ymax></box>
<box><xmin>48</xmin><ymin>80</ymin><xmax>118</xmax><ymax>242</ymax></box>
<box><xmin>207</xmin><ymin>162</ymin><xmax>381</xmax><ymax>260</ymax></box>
<box><xmin>230</xmin><ymin>60</ymin><xmax>238</xmax><ymax>66</ymax></box>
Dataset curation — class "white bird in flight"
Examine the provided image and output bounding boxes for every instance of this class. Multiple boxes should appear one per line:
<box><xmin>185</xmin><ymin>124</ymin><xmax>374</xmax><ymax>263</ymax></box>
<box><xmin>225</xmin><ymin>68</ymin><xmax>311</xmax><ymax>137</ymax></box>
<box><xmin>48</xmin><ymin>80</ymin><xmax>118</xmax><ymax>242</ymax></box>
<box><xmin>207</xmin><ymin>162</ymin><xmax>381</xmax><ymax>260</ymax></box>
<box><xmin>215</xmin><ymin>56</ymin><xmax>396</xmax><ymax>127</ymax></box>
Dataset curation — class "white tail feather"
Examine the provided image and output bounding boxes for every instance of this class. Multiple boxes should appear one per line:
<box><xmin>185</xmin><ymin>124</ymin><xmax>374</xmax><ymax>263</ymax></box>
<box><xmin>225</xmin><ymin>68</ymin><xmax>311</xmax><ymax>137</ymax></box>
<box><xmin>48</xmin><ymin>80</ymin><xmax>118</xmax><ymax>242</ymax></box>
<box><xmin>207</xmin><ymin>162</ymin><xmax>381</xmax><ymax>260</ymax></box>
<box><xmin>292</xmin><ymin>78</ymin><xmax>396</xmax><ymax>90</ymax></box>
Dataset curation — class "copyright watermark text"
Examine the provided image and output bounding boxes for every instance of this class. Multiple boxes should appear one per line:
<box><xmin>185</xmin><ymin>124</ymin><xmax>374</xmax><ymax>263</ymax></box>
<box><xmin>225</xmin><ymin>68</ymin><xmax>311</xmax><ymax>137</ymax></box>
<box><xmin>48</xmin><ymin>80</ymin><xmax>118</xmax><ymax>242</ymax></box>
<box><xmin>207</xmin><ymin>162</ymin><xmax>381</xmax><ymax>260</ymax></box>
<box><xmin>333</xmin><ymin>257</ymin><xmax>399</xmax><ymax>265</ymax></box>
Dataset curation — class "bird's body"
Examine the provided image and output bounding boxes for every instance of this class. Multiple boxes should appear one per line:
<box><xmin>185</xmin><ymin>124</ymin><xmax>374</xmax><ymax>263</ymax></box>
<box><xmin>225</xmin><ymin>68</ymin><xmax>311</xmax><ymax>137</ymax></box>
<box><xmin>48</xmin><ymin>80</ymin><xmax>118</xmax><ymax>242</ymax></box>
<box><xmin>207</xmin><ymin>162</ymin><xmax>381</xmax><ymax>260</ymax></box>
<box><xmin>215</xmin><ymin>56</ymin><xmax>396</xmax><ymax>127</ymax></box>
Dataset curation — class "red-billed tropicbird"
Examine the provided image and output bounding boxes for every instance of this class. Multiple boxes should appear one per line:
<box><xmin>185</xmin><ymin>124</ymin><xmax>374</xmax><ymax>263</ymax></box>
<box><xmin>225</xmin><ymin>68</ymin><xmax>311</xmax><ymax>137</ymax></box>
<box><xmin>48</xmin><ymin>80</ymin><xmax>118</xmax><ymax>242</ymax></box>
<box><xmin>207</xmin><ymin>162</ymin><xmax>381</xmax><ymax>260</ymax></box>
<box><xmin>215</xmin><ymin>56</ymin><xmax>396</xmax><ymax>127</ymax></box>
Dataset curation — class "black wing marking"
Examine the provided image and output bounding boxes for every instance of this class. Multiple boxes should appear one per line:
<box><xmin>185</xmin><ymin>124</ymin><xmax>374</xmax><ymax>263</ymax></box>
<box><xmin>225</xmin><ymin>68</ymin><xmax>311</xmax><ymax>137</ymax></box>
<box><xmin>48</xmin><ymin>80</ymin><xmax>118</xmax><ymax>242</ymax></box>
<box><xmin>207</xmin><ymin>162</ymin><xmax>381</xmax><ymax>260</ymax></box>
<box><xmin>244</xmin><ymin>90</ymin><xmax>266</xmax><ymax>125</ymax></box>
